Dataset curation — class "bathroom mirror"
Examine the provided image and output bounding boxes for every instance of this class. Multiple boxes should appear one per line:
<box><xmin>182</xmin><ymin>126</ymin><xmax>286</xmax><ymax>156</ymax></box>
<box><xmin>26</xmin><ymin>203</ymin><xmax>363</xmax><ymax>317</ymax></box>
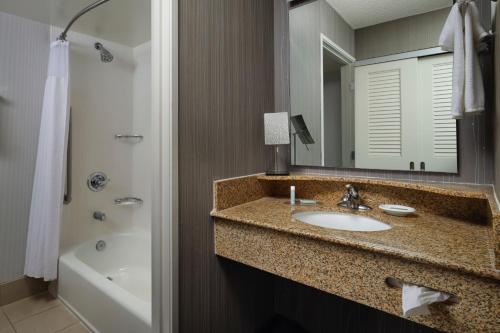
<box><xmin>289</xmin><ymin>0</ymin><xmax>458</xmax><ymax>173</ymax></box>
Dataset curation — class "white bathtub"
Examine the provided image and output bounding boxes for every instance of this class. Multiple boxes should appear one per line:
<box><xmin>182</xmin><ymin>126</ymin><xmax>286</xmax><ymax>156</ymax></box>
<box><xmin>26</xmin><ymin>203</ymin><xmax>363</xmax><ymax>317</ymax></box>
<box><xmin>58</xmin><ymin>232</ymin><xmax>151</xmax><ymax>333</ymax></box>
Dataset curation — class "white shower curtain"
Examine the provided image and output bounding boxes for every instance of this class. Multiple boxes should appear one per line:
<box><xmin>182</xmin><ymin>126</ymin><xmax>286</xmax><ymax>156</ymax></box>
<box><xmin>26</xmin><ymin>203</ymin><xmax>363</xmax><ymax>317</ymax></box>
<box><xmin>24</xmin><ymin>40</ymin><xmax>70</xmax><ymax>281</ymax></box>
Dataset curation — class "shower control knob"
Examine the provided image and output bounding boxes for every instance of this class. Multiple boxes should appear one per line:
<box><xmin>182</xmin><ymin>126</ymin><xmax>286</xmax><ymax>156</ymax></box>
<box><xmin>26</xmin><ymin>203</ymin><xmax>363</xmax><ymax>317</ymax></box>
<box><xmin>87</xmin><ymin>172</ymin><xmax>109</xmax><ymax>192</ymax></box>
<box><xmin>93</xmin><ymin>211</ymin><xmax>106</xmax><ymax>221</ymax></box>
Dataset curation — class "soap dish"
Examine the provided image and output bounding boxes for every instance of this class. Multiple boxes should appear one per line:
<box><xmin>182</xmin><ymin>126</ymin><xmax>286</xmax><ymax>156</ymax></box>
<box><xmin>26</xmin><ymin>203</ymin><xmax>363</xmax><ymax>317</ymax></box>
<box><xmin>285</xmin><ymin>199</ymin><xmax>319</xmax><ymax>206</ymax></box>
<box><xmin>298</xmin><ymin>199</ymin><xmax>317</xmax><ymax>206</ymax></box>
<box><xmin>379</xmin><ymin>204</ymin><xmax>415</xmax><ymax>217</ymax></box>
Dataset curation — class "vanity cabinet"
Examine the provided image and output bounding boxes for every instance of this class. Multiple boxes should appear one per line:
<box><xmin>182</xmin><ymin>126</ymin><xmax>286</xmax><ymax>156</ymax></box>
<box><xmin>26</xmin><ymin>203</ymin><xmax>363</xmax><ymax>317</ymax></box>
<box><xmin>215</xmin><ymin>219</ymin><xmax>499</xmax><ymax>333</ymax></box>
<box><xmin>354</xmin><ymin>53</ymin><xmax>457</xmax><ymax>172</ymax></box>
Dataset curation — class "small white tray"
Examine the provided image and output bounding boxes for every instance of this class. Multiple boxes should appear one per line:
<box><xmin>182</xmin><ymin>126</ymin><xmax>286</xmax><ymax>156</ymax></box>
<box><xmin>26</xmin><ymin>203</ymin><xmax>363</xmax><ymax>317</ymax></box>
<box><xmin>379</xmin><ymin>204</ymin><xmax>416</xmax><ymax>217</ymax></box>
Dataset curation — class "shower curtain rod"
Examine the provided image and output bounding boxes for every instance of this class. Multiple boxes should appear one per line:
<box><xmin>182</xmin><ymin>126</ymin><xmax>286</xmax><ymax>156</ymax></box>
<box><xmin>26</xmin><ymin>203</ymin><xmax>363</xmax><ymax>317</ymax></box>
<box><xmin>452</xmin><ymin>0</ymin><xmax>497</xmax><ymax>3</ymax></box>
<box><xmin>58</xmin><ymin>0</ymin><xmax>111</xmax><ymax>41</ymax></box>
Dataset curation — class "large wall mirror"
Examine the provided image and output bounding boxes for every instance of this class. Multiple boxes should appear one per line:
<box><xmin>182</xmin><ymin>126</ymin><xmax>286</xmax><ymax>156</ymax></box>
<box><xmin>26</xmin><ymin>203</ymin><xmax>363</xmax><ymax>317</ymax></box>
<box><xmin>289</xmin><ymin>0</ymin><xmax>458</xmax><ymax>173</ymax></box>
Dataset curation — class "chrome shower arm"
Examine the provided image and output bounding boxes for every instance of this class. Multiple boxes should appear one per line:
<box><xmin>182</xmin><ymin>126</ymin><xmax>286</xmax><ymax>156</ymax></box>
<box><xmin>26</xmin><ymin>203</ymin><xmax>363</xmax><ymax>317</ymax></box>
<box><xmin>58</xmin><ymin>0</ymin><xmax>111</xmax><ymax>41</ymax></box>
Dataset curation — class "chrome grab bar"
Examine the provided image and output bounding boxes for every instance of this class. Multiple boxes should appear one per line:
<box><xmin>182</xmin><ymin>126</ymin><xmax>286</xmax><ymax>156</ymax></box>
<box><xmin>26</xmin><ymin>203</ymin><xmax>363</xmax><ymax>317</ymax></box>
<box><xmin>114</xmin><ymin>134</ymin><xmax>143</xmax><ymax>140</ymax></box>
<box><xmin>114</xmin><ymin>197</ymin><xmax>143</xmax><ymax>206</ymax></box>
<box><xmin>64</xmin><ymin>108</ymin><xmax>72</xmax><ymax>204</ymax></box>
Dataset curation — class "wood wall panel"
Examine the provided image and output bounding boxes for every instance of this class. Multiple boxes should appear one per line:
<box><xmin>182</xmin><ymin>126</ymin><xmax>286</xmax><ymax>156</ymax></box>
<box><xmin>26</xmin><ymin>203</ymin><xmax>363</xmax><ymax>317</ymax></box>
<box><xmin>495</xmin><ymin>2</ymin><xmax>500</xmax><ymax>198</ymax></box>
<box><xmin>178</xmin><ymin>0</ymin><xmax>275</xmax><ymax>332</ymax></box>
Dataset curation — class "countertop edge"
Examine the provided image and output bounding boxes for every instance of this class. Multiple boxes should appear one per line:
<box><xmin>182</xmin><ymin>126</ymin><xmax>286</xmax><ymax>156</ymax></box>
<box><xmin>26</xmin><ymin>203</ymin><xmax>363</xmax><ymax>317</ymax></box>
<box><xmin>211</xmin><ymin>209</ymin><xmax>500</xmax><ymax>282</ymax></box>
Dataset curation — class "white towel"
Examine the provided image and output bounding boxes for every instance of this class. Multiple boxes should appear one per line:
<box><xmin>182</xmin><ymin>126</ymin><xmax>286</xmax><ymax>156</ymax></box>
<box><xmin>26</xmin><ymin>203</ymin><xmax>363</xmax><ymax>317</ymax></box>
<box><xmin>402</xmin><ymin>284</ymin><xmax>451</xmax><ymax>317</ymax></box>
<box><xmin>439</xmin><ymin>1</ymin><xmax>487</xmax><ymax>119</ymax></box>
<box><xmin>439</xmin><ymin>4</ymin><xmax>465</xmax><ymax>118</ymax></box>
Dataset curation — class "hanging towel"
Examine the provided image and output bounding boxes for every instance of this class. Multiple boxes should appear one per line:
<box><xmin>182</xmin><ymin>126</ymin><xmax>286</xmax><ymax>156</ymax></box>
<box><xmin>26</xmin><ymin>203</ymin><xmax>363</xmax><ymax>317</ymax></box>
<box><xmin>439</xmin><ymin>0</ymin><xmax>487</xmax><ymax>119</ymax></box>
<box><xmin>464</xmin><ymin>1</ymin><xmax>486</xmax><ymax>114</ymax></box>
<box><xmin>24</xmin><ymin>40</ymin><xmax>70</xmax><ymax>281</ymax></box>
<box><xmin>439</xmin><ymin>4</ymin><xmax>465</xmax><ymax>118</ymax></box>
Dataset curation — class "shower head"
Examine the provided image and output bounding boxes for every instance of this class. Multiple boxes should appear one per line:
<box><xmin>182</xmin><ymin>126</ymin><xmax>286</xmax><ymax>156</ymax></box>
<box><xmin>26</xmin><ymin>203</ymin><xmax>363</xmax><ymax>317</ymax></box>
<box><xmin>94</xmin><ymin>42</ymin><xmax>114</xmax><ymax>63</ymax></box>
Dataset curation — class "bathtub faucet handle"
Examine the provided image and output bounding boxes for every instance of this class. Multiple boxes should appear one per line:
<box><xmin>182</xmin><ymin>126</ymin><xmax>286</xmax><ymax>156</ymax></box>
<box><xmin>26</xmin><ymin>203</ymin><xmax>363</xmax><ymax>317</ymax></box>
<box><xmin>93</xmin><ymin>211</ymin><xmax>106</xmax><ymax>221</ymax></box>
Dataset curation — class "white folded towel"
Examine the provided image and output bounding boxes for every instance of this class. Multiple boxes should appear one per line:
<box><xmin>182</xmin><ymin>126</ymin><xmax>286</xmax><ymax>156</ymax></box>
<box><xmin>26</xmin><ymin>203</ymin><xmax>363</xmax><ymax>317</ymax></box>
<box><xmin>439</xmin><ymin>1</ymin><xmax>488</xmax><ymax>119</ymax></box>
<box><xmin>402</xmin><ymin>284</ymin><xmax>451</xmax><ymax>317</ymax></box>
<box><xmin>439</xmin><ymin>4</ymin><xmax>465</xmax><ymax>118</ymax></box>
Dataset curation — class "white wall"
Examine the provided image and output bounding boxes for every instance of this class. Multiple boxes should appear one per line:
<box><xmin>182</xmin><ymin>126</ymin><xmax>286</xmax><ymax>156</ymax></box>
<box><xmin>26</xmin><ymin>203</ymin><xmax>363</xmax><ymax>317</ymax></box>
<box><xmin>51</xmin><ymin>27</ymin><xmax>151</xmax><ymax>251</ymax></box>
<box><xmin>132</xmin><ymin>42</ymin><xmax>152</xmax><ymax>231</ymax></box>
<box><xmin>0</xmin><ymin>12</ymin><xmax>49</xmax><ymax>282</ymax></box>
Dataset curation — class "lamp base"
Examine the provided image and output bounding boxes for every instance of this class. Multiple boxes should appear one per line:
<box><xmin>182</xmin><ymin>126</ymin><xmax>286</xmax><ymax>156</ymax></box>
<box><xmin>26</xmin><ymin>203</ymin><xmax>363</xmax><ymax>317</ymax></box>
<box><xmin>265</xmin><ymin>170</ymin><xmax>290</xmax><ymax>176</ymax></box>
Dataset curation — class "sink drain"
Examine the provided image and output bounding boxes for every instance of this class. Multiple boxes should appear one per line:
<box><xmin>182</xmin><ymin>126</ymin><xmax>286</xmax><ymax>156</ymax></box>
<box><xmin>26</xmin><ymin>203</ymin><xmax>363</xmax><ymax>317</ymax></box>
<box><xmin>106</xmin><ymin>276</ymin><xmax>113</xmax><ymax>281</ymax></box>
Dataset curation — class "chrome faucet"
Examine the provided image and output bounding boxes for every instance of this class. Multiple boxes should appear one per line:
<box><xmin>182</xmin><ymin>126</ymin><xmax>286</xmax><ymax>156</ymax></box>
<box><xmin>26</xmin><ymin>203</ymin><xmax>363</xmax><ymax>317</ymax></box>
<box><xmin>338</xmin><ymin>184</ymin><xmax>371</xmax><ymax>211</ymax></box>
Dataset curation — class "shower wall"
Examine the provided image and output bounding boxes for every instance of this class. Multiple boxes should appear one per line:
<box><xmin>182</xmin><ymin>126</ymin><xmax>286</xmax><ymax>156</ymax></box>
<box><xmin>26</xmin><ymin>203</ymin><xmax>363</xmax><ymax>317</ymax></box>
<box><xmin>54</xmin><ymin>28</ymin><xmax>152</xmax><ymax>251</ymax></box>
<box><xmin>0</xmin><ymin>10</ymin><xmax>151</xmax><ymax>283</ymax></box>
<box><xmin>132</xmin><ymin>42</ymin><xmax>152</xmax><ymax>231</ymax></box>
<box><xmin>0</xmin><ymin>12</ymin><xmax>49</xmax><ymax>282</ymax></box>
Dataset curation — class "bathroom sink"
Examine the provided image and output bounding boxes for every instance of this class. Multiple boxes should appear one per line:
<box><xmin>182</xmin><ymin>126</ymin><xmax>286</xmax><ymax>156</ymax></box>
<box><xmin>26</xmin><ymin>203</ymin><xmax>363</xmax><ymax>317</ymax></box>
<box><xmin>293</xmin><ymin>211</ymin><xmax>391</xmax><ymax>232</ymax></box>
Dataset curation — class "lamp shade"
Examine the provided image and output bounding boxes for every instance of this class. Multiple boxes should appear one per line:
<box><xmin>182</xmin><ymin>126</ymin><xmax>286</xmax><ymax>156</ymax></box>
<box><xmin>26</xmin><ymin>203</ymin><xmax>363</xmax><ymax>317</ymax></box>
<box><xmin>264</xmin><ymin>112</ymin><xmax>290</xmax><ymax>145</ymax></box>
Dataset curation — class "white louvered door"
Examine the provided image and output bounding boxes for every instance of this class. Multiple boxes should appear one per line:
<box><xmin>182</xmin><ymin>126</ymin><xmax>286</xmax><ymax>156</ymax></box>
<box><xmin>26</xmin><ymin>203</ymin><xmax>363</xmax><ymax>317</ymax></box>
<box><xmin>419</xmin><ymin>54</ymin><xmax>457</xmax><ymax>173</ymax></box>
<box><xmin>354</xmin><ymin>58</ymin><xmax>419</xmax><ymax>170</ymax></box>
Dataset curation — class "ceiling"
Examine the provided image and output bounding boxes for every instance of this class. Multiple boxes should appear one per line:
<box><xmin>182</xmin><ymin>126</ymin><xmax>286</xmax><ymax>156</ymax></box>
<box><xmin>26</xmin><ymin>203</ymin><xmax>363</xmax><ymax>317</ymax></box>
<box><xmin>325</xmin><ymin>0</ymin><xmax>452</xmax><ymax>29</ymax></box>
<box><xmin>0</xmin><ymin>0</ymin><xmax>150</xmax><ymax>47</ymax></box>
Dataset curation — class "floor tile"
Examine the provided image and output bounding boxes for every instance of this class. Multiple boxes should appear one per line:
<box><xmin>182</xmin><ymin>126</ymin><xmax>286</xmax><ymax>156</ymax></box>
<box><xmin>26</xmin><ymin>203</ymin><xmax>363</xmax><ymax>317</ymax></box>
<box><xmin>13</xmin><ymin>305</ymin><xmax>78</xmax><ymax>333</ymax></box>
<box><xmin>2</xmin><ymin>292</ymin><xmax>60</xmax><ymax>323</ymax></box>
<box><xmin>0</xmin><ymin>311</ymin><xmax>14</xmax><ymax>333</ymax></box>
<box><xmin>56</xmin><ymin>323</ymin><xmax>90</xmax><ymax>333</ymax></box>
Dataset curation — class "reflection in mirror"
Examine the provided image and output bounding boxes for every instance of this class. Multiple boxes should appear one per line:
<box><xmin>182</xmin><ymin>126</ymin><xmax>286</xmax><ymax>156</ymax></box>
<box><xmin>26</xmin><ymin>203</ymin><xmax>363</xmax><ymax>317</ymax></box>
<box><xmin>289</xmin><ymin>0</ymin><xmax>457</xmax><ymax>173</ymax></box>
<box><xmin>291</xmin><ymin>115</ymin><xmax>315</xmax><ymax>165</ymax></box>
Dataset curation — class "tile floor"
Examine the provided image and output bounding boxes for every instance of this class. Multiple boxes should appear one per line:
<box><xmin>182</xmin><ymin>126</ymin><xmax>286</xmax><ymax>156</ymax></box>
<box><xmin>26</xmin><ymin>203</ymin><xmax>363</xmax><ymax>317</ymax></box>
<box><xmin>0</xmin><ymin>293</ymin><xmax>89</xmax><ymax>333</ymax></box>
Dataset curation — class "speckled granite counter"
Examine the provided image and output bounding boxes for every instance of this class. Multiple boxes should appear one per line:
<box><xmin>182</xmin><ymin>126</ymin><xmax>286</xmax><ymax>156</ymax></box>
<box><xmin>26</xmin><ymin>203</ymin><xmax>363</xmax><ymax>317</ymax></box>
<box><xmin>211</xmin><ymin>174</ymin><xmax>500</xmax><ymax>332</ymax></box>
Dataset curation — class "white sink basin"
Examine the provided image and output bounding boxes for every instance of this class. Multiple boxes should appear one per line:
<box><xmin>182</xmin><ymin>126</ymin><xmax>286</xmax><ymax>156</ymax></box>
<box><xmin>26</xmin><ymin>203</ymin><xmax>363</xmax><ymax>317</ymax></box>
<box><xmin>293</xmin><ymin>211</ymin><xmax>391</xmax><ymax>232</ymax></box>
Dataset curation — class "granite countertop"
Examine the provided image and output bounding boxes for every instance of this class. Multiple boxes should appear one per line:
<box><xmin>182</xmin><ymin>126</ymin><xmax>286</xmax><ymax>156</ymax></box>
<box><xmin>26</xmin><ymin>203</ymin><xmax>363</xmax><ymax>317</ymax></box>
<box><xmin>212</xmin><ymin>195</ymin><xmax>500</xmax><ymax>281</ymax></box>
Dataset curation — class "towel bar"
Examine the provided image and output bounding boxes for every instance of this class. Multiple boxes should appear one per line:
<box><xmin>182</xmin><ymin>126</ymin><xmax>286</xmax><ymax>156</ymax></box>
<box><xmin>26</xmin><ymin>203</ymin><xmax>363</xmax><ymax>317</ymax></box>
<box><xmin>114</xmin><ymin>197</ymin><xmax>143</xmax><ymax>206</ymax></box>
<box><xmin>114</xmin><ymin>134</ymin><xmax>143</xmax><ymax>141</ymax></box>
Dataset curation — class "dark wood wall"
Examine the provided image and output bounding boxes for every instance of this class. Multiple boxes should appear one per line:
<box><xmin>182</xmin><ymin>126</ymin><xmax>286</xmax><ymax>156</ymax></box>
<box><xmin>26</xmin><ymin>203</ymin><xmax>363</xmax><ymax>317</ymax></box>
<box><xmin>178</xmin><ymin>0</ymin><xmax>275</xmax><ymax>332</ymax></box>
<box><xmin>179</xmin><ymin>1</ymin><xmax>482</xmax><ymax>332</ymax></box>
<box><xmin>274</xmin><ymin>278</ymin><xmax>438</xmax><ymax>333</ymax></box>
<box><xmin>495</xmin><ymin>1</ymin><xmax>500</xmax><ymax>197</ymax></box>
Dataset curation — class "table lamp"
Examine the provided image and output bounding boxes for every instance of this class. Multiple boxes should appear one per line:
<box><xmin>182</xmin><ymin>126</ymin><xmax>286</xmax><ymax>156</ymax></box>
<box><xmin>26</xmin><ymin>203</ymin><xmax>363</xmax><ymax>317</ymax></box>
<box><xmin>264</xmin><ymin>112</ymin><xmax>290</xmax><ymax>175</ymax></box>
